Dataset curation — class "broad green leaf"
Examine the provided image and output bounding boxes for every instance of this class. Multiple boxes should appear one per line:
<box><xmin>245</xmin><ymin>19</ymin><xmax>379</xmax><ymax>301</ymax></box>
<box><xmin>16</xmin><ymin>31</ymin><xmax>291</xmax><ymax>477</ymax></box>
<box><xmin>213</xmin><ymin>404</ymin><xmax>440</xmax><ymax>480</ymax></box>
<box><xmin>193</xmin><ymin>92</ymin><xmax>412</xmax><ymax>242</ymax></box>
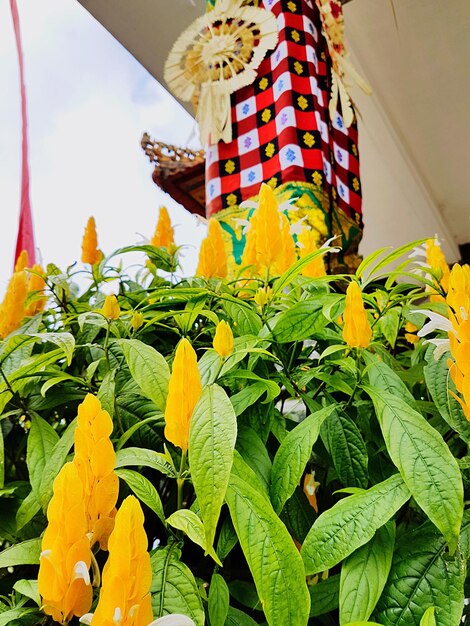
<box><xmin>375</xmin><ymin>522</ymin><xmax>466</xmax><ymax>626</ymax></box>
<box><xmin>38</xmin><ymin>418</ymin><xmax>77</xmax><ymax>511</ymax></box>
<box><xmin>189</xmin><ymin>385</ymin><xmax>237</xmax><ymax>548</ymax></box>
<box><xmin>222</xmin><ymin>299</ymin><xmax>262</xmax><ymax>335</ymax></box>
<box><xmin>378</xmin><ymin>309</ymin><xmax>400</xmax><ymax>348</ymax></box>
<box><xmin>150</xmin><ymin>543</ymin><xmax>204</xmax><ymax>626</ymax></box>
<box><xmin>423</xmin><ymin>346</ymin><xmax>470</xmax><ymax>442</ymax></box>
<box><xmin>30</xmin><ymin>332</ymin><xmax>75</xmax><ymax>365</ymax></box>
<box><xmin>321</xmin><ymin>409</ymin><xmax>368</xmax><ymax>489</ymax></box>
<box><xmin>198</xmin><ymin>337</ymin><xmax>260</xmax><ymax>386</ymax></box>
<box><xmin>366</xmin><ymin>387</ymin><xmax>463</xmax><ymax>552</ymax></box>
<box><xmin>27</xmin><ymin>415</ymin><xmax>59</xmax><ymax>500</ymax></box>
<box><xmin>230</xmin><ymin>383</ymin><xmax>272</xmax><ymax>416</ymax></box>
<box><xmin>309</xmin><ymin>574</ymin><xmax>340</xmax><ymax>617</ymax></box>
<box><xmin>174</xmin><ymin>295</ymin><xmax>208</xmax><ymax>334</ymax></box>
<box><xmin>115</xmin><ymin>447</ymin><xmax>175</xmax><ymax>477</ymax></box>
<box><xmin>216</xmin><ymin>517</ymin><xmax>238</xmax><ymax>562</ymax></box>
<box><xmin>420</xmin><ymin>608</ymin><xmax>436</xmax><ymax>626</ymax></box>
<box><xmin>271</xmin><ymin>248</ymin><xmax>331</xmax><ymax>297</ymax></box>
<box><xmin>119</xmin><ymin>339</ymin><xmax>170</xmax><ymax>411</ymax></box>
<box><xmin>226</xmin><ymin>471</ymin><xmax>311</xmax><ymax>626</ymax></box>
<box><xmin>364</xmin><ymin>353</ymin><xmax>417</xmax><ymax>410</ymax></box>
<box><xmin>97</xmin><ymin>369</ymin><xmax>115</xmax><ymax>417</ymax></box>
<box><xmin>339</xmin><ymin>522</ymin><xmax>395</xmax><ymax>624</ymax></box>
<box><xmin>0</xmin><ymin>538</ymin><xmax>41</xmax><ymax>568</ymax></box>
<box><xmin>343</xmin><ymin>623</ymin><xmax>384</xmax><ymax>626</ymax></box>
<box><xmin>13</xmin><ymin>579</ymin><xmax>40</xmax><ymax>606</ymax></box>
<box><xmin>272</xmin><ymin>301</ymin><xmax>325</xmax><ymax>343</ymax></box>
<box><xmin>115</xmin><ymin>415</ymin><xmax>163</xmax><ymax>451</ymax></box>
<box><xmin>280</xmin><ymin>487</ymin><xmax>316</xmax><ymax>544</ymax></box>
<box><xmin>110</xmin><ymin>244</ymin><xmax>175</xmax><ymax>271</ymax></box>
<box><xmin>301</xmin><ymin>474</ymin><xmax>410</xmax><ymax>575</ymax></box>
<box><xmin>228</xmin><ymin>580</ymin><xmax>261</xmax><ymax>610</ymax></box>
<box><xmin>208</xmin><ymin>573</ymin><xmax>230</xmax><ymax>626</ymax></box>
<box><xmin>271</xmin><ymin>406</ymin><xmax>335</xmax><ymax>513</ymax></box>
<box><xmin>0</xmin><ymin>608</ymin><xmax>41</xmax><ymax>626</ymax></box>
<box><xmin>115</xmin><ymin>394</ymin><xmax>163</xmax><ymax>450</ymax></box>
<box><xmin>236</xmin><ymin>425</ymin><xmax>272</xmax><ymax>494</ymax></box>
<box><xmin>355</xmin><ymin>246</ymin><xmax>391</xmax><ymax>279</ymax></box>
<box><xmin>361</xmin><ymin>239</ymin><xmax>427</xmax><ymax>285</ymax></box>
<box><xmin>116</xmin><ymin>468</ymin><xmax>165</xmax><ymax>525</ymax></box>
<box><xmin>15</xmin><ymin>491</ymin><xmax>41</xmax><ymax>532</ymax></box>
<box><xmin>166</xmin><ymin>509</ymin><xmax>221</xmax><ymax>565</ymax></box>
<box><xmin>225</xmin><ymin>606</ymin><xmax>259</xmax><ymax>626</ymax></box>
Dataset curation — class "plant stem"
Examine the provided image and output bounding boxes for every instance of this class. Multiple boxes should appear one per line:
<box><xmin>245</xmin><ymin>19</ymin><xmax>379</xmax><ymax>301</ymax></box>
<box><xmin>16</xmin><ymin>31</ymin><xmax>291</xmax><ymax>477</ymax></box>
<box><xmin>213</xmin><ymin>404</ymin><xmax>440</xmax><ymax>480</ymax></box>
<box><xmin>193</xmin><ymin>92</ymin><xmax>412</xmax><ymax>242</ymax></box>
<box><xmin>177</xmin><ymin>450</ymin><xmax>187</xmax><ymax>511</ymax></box>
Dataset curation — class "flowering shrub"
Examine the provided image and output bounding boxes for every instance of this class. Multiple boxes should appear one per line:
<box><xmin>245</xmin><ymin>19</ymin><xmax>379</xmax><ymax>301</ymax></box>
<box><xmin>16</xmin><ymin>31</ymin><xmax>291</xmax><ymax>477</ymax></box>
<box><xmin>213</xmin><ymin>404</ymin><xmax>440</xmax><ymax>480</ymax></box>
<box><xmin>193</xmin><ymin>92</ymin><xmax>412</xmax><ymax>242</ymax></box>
<box><xmin>0</xmin><ymin>194</ymin><xmax>468</xmax><ymax>626</ymax></box>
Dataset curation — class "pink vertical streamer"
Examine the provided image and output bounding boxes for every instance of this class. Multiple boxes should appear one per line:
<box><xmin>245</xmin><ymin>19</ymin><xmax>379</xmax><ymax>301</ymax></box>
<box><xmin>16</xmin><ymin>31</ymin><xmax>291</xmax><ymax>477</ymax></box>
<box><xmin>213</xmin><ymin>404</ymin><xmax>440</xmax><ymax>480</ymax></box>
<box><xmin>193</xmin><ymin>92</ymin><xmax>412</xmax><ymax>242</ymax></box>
<box><xmin>10</xmin><ymin>0</ymin><xmax>36</xmax><ymax>266</ymax></box>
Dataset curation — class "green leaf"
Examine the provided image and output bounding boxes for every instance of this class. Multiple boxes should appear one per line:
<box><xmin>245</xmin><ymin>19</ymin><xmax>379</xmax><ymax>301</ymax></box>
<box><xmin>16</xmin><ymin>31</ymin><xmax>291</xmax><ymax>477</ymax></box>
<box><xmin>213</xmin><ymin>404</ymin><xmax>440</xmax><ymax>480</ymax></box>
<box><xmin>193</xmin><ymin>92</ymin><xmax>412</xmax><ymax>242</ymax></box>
<box><xmin>423</xmin><ymin>346</ymin><xmax>470</xmax><ymax>442</ymax></box>
<box><xmin>378</xmin><ymin>309</ymin><xmax>400</xmax><ymax>348</ymax></box>
<box><xmin>321</xmin><ymin>409</ymin><xmax>369</xmax><ymax>489</ymax></box>
<box><xmin>301</xmin><ymin>474</ymin><xmax>410</xmax><ymax>575</ymax></box>
<box><xmin>15</xmin><ymin>491</ymin><xmax>41</xmax><ymax>532</ymax></box>
<box><xmin>115</xmin><ymin>415</ymin><xmax>163</xmax><ymax>451</ymax></box>
<box><xmin>27</xmin><ymin>415</ymin><xmax>59</xmax><ymax>500</ymax></box>
<box><xmin>365</xmin><ymin>387</ymin><xmax>464</xmax><ymax>552</ymax></box>
<box><xmin>0</xmin><ymin>422</ymin><xmax>4</xmax><ymax>489</ymax></box>
<box><xmin>216</xmin><ymin>517</ymin><xmax>238</xmax><ymax>562</ymax></box>
<box><xmin>119</xmin><ymin>339</ymin><xmax>170</xmax><ymax>411</ymax></box>
<box><xmin>280</xmin><ymin>487</ymin><xmax>316</xmax><ymax>544</ymax></box>
<box><xmin>420</xmin><ymin>608</ymin><xmax>436</xmax><ymax>626</ymax></box>
<box><xmin>38</xmin><ymin>418</ymin><xmax>77</xmax><ymax>511</ymax></box>
<box><xmin>30</xmin><ymin>332</ymin><xmax>75</xmax><ymax>365</ymax></box>
<box><xmin>271</xmin><ymin>406</ymin><xmax>335</xmax><ymax>513</ymax></box>
<box><xmin>97</xmin><ymin>369</ymin><xmax>116</xmax><ymax>417</ymax></box>
<box><xmin>0</xmin><ymin>538</ymin><xmax>41</xmax><ymax>568</ymax></box>
<box><xmin>198</xmin><ymin>337</ymin><xmax>261</xmax><ymax>386</ymax></box>
<box><xmin>223</xmin><ymin>299</ymin><xmax>262</xmax><ymax>335</ymax></box>
<box><xmin>208</xmin><ymin>573</ymin><xmax>230</xmax><ymax>626</ymax></box>
<box><xmin>111</xmin><ymin>244</ymin><xmax>175</xmax><ymax>271</ymax></box>
<box><xmin>375</xmin><ymin>522</ymin><xmax>466</xmax><ymax>626</ymax></box>
<box><xmin>364</xmin><ymin>353</ymin><xmax>417</xmax><ymax>410</ymax></box>
<box><xmin>230</xmin><ymin>383</ymin><xmax>272</xmax><ymax>417</ymax></box>
<box><xmin>0</xmin><ymin>609</ymin><xmax>41</xmax><ymax>626</ymax></box>
<box><xmin>272</xmin><ymin>301</ymin><xmax>325</xmax><ymax>342</ymax></box>
<box><xmin>236</xmin><ymin>425</ymin><xmax>272</xmax><ymax>495</ymax></box>
<box><xmin>150</xmin><ymin>543</ymin><xmax>204</xmax><ymax>626</ymax></box>
<box><xmin>225</xmin><ymin>606</ymin><xmax>259</xmax><ymax>626</ymax></box>
<box><xmin>189</xmin><ymin>385</ymin><xmax>237</xmax><ymax>549</ymax></box>
<box><xmin>115</xmin><ymin>468</ymin><xmax>165</xmax><ymax>525</ymax></box>
<box><xmin>339</xmin><ymin>522</ymin><xmax>395</xmax><ymax>624</ymax></box>
<box><xmin>13</xmin><ymin>579</ymin><xmax>40</xmax><ymax>606</ymax></box>
<box><xmin>166</xmin><ymin>509</ymin><xmax>222</xmax><ymax>565</ymax></box>
<box><xmin>115</xmin><ymin>447</ymin><xmax>175</xmax><ymax>477</ymax></box>
<box><xmin>226</xmin><ymin>471</ymin><xmax>311</xmax><ymax>626</ymax></box>
<box><xmin>271</xmin><ymin>248</ymin><xmax>331</xmax><ymax>297</ymax></box>
<box><xmin>309</xmin><ymin>574</ymin><xmax>340</xmax><ymax>617</ymax></box>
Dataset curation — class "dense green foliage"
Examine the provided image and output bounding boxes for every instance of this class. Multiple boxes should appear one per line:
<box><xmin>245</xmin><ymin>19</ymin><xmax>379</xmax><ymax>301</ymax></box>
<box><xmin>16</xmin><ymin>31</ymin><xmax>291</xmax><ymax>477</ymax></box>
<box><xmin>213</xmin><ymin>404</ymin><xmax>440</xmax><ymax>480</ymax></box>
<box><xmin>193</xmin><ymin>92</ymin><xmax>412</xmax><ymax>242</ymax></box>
<box><xmin>0</xmin><ymin>240</ymin><xmax>468</xmax><ymax>625</ymax></box>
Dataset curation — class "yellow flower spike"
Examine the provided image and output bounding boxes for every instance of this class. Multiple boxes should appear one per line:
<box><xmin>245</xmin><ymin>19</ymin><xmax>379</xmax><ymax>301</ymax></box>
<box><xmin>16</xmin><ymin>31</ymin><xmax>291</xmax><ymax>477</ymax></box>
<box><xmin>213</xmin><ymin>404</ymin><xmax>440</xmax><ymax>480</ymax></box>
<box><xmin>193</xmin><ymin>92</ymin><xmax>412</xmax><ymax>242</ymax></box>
<box><xmin>164</xmin><ymin>338</ymin><xmax>202</xmax><ymax>452</ymax></box>
<box><xmin>81</xmin><ymin>217</ymin><xmax>102</xmax><ymax>265</ymax></box>
<box><xmin>25</xmin><ymin>264</ymin><xmax>47</xmax><ymax>316</ymax></box>
<box><xmin>38</xmin><ymin>462</ymin><xmax>92</xmax><ymax>624</ymax></box>
<box><xmin>342</xmin><ymin>282</ymin><xmax>372</xmax><ymax>349</ymax></box>
<box><xmin>196</xmin><ymin>218</ymin><xmax>228</xmax><ymax>278</ymax></box>
<box><xmin>254</xmin><ymin>286</ymin><xmax>271</xmax><ymax>309</ymax></box>
<box><xmin>276</xmin><ymin>213</ymin><xmax>297</xmax><ymax>274</ymax></box>
<box><xmin>14</xmin><ymin>249</ymin><xmax>29</xmax><ymax>272</ymax></box>
<box><xmin>131</xmin><ymin>310</ymin><xmax>144</xmax><ymax>331</ymax></box>
<box><xmin>0</xmin><ymin>270</ymin><xmax>28</xmax><ymax>339</ymax></box>
<box><xmin>213</xmin><ymin>320</ymin><xmax>234</xmax><ymax>358</ymax></box>
<box><xmin>151</xmin><ymin>206</ymin><xmax>175</xmax><ymax>248</ymax></box>
<box><xmin>297</xmin><ymin>229</ymin><xmax>326</xmax><ymax>278</ymax></box>
<box><xmin>425</xmin><ymin>237</ymin><xmax>450</xmax><ymax>301</ymax></box>
<box><xmin>241</xmin><ymin>208</ymin><xmax>259</xmax><ymax>273</ymax></box>
<box><xmin>102</xmin><ymin>294</ymin><xmax>121</xmax><ymax>320</ymax></box>
<box><xmin>87</xmin><ymin>496</ymin><xmax>154</xmax><ymax>626</ymax></box>
<box><xmin>73</xmin><ymin>394</ymin><xmax>119</xmax><ymax>550</ymax></box>
<box><xmin>254</xmin><ymin>183</ymin><xmax>283</xmax><ymax>275</ymax></box>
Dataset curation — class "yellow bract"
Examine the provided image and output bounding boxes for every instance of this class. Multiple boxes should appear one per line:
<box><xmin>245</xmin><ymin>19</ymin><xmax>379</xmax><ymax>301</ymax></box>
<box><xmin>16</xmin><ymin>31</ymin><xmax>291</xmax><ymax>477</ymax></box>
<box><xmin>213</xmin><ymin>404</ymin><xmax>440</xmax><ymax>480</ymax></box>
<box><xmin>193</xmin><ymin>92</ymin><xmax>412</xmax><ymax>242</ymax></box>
<box><xmin>297</xmin><ymin>229</ymin><xmax>326</xmax><ymax>278</ymax></box>
<box><xmin>151</xmin><ymin>206</ymin><xmax>175</xmax><ymax>249</ymax></box>
<box><xmin>14</xmin><ymin>249</ymin><xmax>29</xmax><ymax>272</ymax></box>
<box><xmin>342</xmin><ymin>282</ymin><xmax>372</xmax><ymax>349</ymax></box>
<box><xmin>164</xmin><ymin>338</ymin><xmax>202</xmax><ymax>452</ymax></box>
<box><xmin>38</xmin><ymin>462</ymin><xmax>92</xmax><ymax>624</ymax></box>
<box><xmin>0</xmin><ymin>270</ymin><xmax>28</xmax><ymax>339</ymax></box>
<box><xmin>213</xmin><ymin>320</ymin><xmax>234</xmax><ymax>358</ymax></box>
<box><xmin>426</xmin><ymin>237</ymin><xmax>450</xmax><ymax>301</ymax></box>
<box><xmin>24</xmin><ymin>264</ymin><xmax>47</xmax><ymax>316</ymax></box>
<box><xmin>254</xmin><ymin>285</ymin><xmax>271</xmax><ymax>308</ymax></box>
<box><xmin>73</xmin><ymin>394</ymin><xmax>119</xmax><ymax>550</ymax></box>
<box><xmin>82</xmin><ymin>217</ymin><xmax>102</xmax><ymax>265</ymax></box>
<box><xmin>131</xmin><ymin>310</ymin><xmax>144</xmax><ymax>331</ymax></box>
<box><xmin>89</xmin><ymin>496</ymin><xmax>153</xmax><ymax>626</ymax></box>
<box><xmin>102</xmin><ymin>294</ymin><xmax>121</xmax><ymax>320</ymax></box>
<box><xmin>196</xmin><ymin>218</ymin><xmax>228</xmax><ymax>278</ymax></box>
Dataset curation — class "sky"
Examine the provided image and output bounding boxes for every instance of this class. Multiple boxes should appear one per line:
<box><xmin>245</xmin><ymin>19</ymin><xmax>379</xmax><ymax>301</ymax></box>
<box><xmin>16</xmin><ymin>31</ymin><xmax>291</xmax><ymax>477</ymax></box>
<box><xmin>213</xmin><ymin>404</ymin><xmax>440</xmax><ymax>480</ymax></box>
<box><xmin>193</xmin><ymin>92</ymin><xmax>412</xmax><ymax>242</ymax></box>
<box><xmin>0</xmin><ymin>0</ymin><xmax>205</xmax><ymax>294</ymax></box>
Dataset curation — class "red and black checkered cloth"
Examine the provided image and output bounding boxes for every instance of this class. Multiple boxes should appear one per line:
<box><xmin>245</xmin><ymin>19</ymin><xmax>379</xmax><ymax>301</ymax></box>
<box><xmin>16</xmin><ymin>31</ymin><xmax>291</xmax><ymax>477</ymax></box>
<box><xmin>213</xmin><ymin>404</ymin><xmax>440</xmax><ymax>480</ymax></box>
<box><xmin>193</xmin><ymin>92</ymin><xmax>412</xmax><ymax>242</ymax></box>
<box><xmin>205</xmin><ymin>0</ymin><xmax>362</xmax><ymax>225</ymax></box>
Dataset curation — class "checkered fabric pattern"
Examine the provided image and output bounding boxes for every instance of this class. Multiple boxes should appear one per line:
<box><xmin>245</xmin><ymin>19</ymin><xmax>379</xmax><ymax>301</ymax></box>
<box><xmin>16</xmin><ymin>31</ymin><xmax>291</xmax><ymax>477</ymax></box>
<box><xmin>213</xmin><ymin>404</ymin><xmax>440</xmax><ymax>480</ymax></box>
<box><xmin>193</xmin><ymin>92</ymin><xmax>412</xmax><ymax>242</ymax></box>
<box><xmin>205</xmin><ymin>0</ymin><xmax>362</xmax><ymax>224</ymax></box>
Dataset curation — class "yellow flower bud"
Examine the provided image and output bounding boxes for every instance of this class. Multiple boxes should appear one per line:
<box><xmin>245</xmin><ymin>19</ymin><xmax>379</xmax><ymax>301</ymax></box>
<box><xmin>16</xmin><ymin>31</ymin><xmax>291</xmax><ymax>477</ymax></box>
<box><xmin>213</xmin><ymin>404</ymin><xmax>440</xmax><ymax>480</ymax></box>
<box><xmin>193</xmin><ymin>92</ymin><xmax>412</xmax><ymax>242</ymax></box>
<box><xmin>164</xmin><ymin>338</ymin><xmax>202</xmax><ymax>452</ymax></box>
<box><xmin>0</xmin><ymin>270</ymin><xmax>28</xmax><ymax>339</ymax></box>
<box><xmin>151</xmin><ymin>206</ymin><xmax>175</xmax><ymax>248</ymax></box>
<box><xmin>426</xmin><ymin>237</ymin><xmax>450</xmax><ymax>301</ymax></box>
<box><xmin>25</xmin><ymin>264</ymin><xmax>47</xmax><ymax>316</ymax></box>
<box><xmin>254</xmin><ymin>286</ymin><xmax>271</xmax><ymax>308</ymax></box>
<box><xmin>86</xmin><ymin>496</ymin><xmax>153</xmax><ymax>626</ymax></box>
<box><xmin>213</xmin><ymin>320</ymin><xmax>234</xmax><ymax>358</ymax></box>
<box><xmin>342</xmin><ymin>282</ymin><xmax>372</xmax><ymax>349</ymax></box>
<box><xmin>14</xmin><ymin>249</ymin><xmax>29</xmax><ymax>272</ymax></box>
<box><xmin>196</xmin><ymin>219</ymin><xmax>228</xmax><ymax>278</ymax></box>
<box><xmin>81</xmin><ymin>217</ymin><xmax>102</xmax><ymax>265</ymax></box>
<box><xmin>38</xmin><ymin>462</ymin><xmax>92</xmax><ymax>624</ymax></box>
<box><xmin>73</xmin><ymin>394</ymin><xmax>119</xmax><ymax>550</ymax></box>
<box><xmin>404</xmin><ymin>321</ymin><xmax>419</xmax><ymax>345</ymax></box>
<box><xmin>102</xmin><ymin>295</ymin><xmax>120</xmax><ymax>320</ymax></box>
<box><xmin>131</xmin><ymin>310</ymin><xmax>144</xmax><ymax>331</ymax></box>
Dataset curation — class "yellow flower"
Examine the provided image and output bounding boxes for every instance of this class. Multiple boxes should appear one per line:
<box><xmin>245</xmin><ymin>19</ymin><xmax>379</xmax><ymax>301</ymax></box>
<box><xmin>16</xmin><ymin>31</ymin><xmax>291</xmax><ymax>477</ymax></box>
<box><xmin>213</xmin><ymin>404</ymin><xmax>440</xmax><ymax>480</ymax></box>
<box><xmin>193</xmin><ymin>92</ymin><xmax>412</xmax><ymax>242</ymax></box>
<box><xmin>131</xmin><ymin>311</ymin><xmax>144</xmax><ymax>331</ymax></box>
<box><xmin>426</xmin><ymin>237</ymin><xmax>450</xmax><ymax>301</ymax></box>
<box><xmin>14</xmin><ymin>249</ymin><xmax>29</xmax><ymax>272</ymax></box>
<box><xmin>404</xmin><ymin>321</ymin><xmax>419</xmax><ymax>345</ymax></box>
<box><xmin>24</xmin><ymin>264</ymin><xmax>47</xmax><ymax>316</ymax></box>
<box><xmin>38</xmin><ymin>462</ymin><xmax>92</xmax><ymax>624</ymax></box>
<box><xmin>276</xmin><ymin>213</ymin><xmax>297</xmax><ymax>274</ymax></box>
<box><xmin>0</xmin><ymin>270</ymin><xmax>28</xmax><ymax>339</ymax></box>
<box><xmin>196</xmin><ymin>219</ymin><xmax>228</xmax><ymax>279</ymax></box>
<box><xmin>342</xmin><ymin>282</ymin><xmax>372</xmax><ymax>348</ymax></box>
<box><xmin>297</xmin><ymin>229</ymin><xmax>326</xmax><ymax>278</ymax></box>
<box><xmin>213</xmin><ymin>321</ymin><xmax>234</xmax><ymax>358</ymax></box>
<box><xmin>164</xmin><ymin>338</ymin><xmax>202</xmax><ymax>452</ymax></box>
<box><xmin>81</xmin><ymin>217</ymin><xmax>102</xmax><ymax>265</ymax></box>
<box><xmin>254</xmin><ymin>285</ymin><xmax>272</xmax><ymax>309</ymax></box>
<box><xmin>87</xmin><ymin>496</ymin><xmax>153</xmax><ymax>626</ymax></box>
<box><xmin>73</xmin><ymin>394</ymin><xmax>119</xmax><ymax>550</ymax></box>
<box><xmin>151</xmin><ymin>206</ymin><xmax>175</xmax><ymax>248</ymax></box>
<box><xmin>102</xmin><ymin>295</ymin><xmax>121</xmax><ymax>320</ymax></box>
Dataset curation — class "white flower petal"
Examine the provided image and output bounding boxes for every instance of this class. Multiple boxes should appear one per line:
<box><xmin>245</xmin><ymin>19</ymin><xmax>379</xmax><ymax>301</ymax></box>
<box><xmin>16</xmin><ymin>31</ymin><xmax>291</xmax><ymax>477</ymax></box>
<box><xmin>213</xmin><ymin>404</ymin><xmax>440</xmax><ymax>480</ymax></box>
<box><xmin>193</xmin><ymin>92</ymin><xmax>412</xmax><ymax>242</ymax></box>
<box><xmin>73</xmin><ymin>561</ymin><xmax>91</xmax><ymax>586</ymax></box>
<box><xmin>148</xmin><ymin>616</ymin><xmax>196</xmax><ymax>626</ymax></box>
<box><xmin>425</xmin><ymin>338</ymin><xmax>451</xmax><ymax>361</ymax></box>
<box><xmin>412</xmin><ymin>310</ymin><xmax>453</xmax><ymax>336</ymax></box>
<box><xmin>79</xmin><ymin>614</ymin><xmax>93</xmax><ymax>625</ymax></box>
